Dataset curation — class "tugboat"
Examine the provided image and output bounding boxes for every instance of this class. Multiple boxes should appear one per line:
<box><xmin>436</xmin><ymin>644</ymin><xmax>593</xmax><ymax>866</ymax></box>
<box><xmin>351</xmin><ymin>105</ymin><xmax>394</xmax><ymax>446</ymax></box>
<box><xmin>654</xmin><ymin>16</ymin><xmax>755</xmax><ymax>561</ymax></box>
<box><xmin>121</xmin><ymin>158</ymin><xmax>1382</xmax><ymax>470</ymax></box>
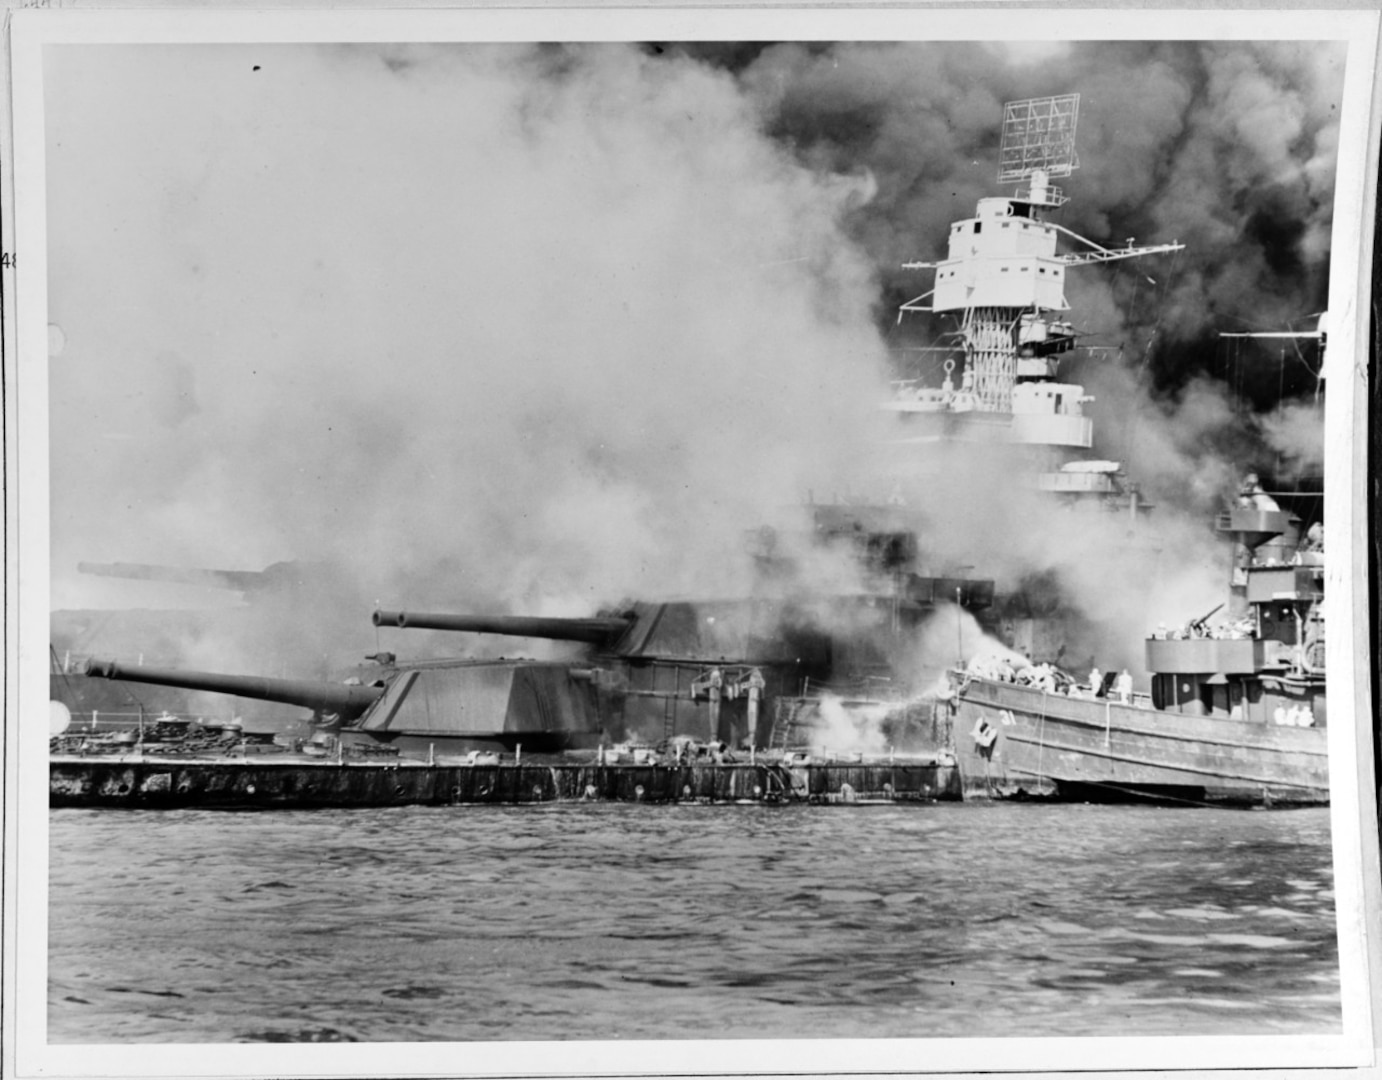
<box><xmin>943</xmin><ymin>484</ymin><xmax>1327</xmax><ymax>805</ymax></box>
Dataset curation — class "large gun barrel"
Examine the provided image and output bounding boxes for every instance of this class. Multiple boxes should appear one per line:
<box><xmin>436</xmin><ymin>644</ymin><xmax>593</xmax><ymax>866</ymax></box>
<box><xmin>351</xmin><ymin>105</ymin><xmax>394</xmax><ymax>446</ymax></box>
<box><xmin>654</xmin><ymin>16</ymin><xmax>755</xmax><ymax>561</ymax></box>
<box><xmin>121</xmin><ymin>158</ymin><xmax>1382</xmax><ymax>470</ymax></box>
<box><xmin>82</xmin><ymin>659</ymin><xmax>383</xmax><ymax>719</ymax></box>
<box><xmin>373</xmin><ymin>610</ymin><xmax>632</xmax><ymax>645</ymax></box>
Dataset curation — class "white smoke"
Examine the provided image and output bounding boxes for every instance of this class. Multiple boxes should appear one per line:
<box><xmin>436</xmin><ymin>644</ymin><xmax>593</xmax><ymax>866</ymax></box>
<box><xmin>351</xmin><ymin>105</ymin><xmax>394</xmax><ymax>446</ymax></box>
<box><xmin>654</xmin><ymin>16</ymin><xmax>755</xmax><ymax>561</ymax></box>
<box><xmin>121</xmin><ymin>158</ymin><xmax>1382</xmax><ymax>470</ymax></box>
<box><xmin>810</xmin><ymin>694</ymin><xmax>893</xmax><ymax>756</ymax></box>
<box><xmin>46</xmin><ymin>43</ymin><xmax>892</xmax><ymax>671</ymax></box>
<box><xmin>1258</xmin><ymin>398</ymin><xmax>1325</xmax><ymax>478</ymax></box>
<box><xmin>45</xmin><ymin>40</ymin><xmax>1339</xmax><ymax>684</ymax></box>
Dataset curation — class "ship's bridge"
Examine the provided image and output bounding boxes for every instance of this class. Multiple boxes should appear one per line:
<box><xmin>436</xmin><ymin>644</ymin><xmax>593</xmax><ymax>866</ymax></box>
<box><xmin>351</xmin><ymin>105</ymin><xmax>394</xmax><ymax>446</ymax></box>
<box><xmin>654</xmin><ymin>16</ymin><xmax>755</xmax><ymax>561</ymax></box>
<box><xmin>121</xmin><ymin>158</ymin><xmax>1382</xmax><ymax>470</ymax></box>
<box><xmin>934</xmin><ymin>201</ymin><xmax>1068</xmax><ymax>313</ymax></box>
<box><xmin>944</xmin><ymin>200</ymin><xmax>1062</xmax><ymax>261</ymax></box>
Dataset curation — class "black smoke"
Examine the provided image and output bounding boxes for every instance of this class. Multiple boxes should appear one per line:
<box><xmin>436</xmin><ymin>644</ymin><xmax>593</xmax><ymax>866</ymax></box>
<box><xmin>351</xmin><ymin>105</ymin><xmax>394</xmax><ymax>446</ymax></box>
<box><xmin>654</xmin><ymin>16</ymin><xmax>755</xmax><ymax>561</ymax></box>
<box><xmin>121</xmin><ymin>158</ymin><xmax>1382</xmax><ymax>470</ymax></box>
<box><xmin>728</xmin><ymin>40</ymin><xmax>1341</xmax><ymax>434</ymax></box>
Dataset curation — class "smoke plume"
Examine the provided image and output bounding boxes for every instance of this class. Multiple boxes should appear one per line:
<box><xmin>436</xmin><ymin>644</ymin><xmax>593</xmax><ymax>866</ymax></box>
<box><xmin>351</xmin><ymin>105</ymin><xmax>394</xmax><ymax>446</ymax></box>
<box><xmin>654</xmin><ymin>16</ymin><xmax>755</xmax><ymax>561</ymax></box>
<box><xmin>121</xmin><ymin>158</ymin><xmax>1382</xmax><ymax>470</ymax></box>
<box><xmin>727</xmin><ymin>38</ymin><xmax>1338</xmax><ymax>661</ymax></box>
<box><xmin>45</xmin><ymin>40</ymin><xmax>1340</xmax><ymax>679</ymax></box>
<box><xmin>47</xmin><ymin>43</ymin><xmax>890</xmax><ymax>670</ymax></box>
<box><xmin>729</xmin><ymin>40</ymin><xmax>1342</xmax><ymax>382</ymax></box>
<box><xmin>1258</xmin><ymin>398</ymin><xmax>1326</xmax><ymax>480</ymax></box>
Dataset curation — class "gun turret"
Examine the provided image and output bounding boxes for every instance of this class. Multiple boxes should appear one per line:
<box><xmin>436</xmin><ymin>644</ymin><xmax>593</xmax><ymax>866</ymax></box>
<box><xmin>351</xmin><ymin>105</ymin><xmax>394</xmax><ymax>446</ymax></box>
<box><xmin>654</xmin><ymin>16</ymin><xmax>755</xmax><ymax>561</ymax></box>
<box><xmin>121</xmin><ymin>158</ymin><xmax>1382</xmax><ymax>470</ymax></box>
<box><xmin>372</xmin><ymin>610</ymin><xmax>633</xmax><ymax>646</ymax></box>
<box><xmin>82</xmin><ymin>659</ymin><xmax>383</xmax><ymax>720</ymax></box>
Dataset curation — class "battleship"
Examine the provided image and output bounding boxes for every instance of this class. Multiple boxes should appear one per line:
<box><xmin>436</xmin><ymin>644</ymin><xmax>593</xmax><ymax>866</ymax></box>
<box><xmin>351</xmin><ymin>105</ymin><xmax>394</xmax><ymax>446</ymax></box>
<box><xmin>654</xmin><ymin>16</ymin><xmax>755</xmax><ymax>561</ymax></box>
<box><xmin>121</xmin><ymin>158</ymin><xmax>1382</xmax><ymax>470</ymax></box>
<box><xmin>49</xmin><ymin>96</ymin><xmax>1326</xmax><ymax>809</ymax></box>
<box><xmin>53</xmin><ymin>583</ymin><xmax>978</xmax><ymax>808</ymax></box>
<box><xmin>53</xmin><ymin>503</ymin><xmax>996</xmax><ymax>805</ymax></box>
<box><xmin>885</xmin><ymin>96</ymin><xmax>1328</xmax><ymax>805</ymax></box>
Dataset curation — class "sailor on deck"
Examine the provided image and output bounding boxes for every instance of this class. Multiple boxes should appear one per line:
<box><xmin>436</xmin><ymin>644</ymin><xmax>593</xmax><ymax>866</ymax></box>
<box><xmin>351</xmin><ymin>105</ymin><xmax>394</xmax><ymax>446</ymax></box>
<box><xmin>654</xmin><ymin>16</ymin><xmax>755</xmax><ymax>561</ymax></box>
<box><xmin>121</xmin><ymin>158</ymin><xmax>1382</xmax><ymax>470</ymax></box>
<box><xmin>1237</xmin><ymin>473</ymin><xmax>1280</xmax><ymax>512</ymax></box>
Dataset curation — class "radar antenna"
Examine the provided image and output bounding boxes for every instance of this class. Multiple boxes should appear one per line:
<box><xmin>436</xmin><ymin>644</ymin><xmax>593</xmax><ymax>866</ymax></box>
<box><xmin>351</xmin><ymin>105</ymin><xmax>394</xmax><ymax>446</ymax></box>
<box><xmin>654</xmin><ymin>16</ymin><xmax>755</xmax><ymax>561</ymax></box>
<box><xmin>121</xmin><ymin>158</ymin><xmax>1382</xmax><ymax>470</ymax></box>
<box><xmin>999</xmin><ymin>94</ymin><xmax>1080</xmax><ymax>207</ymax></box>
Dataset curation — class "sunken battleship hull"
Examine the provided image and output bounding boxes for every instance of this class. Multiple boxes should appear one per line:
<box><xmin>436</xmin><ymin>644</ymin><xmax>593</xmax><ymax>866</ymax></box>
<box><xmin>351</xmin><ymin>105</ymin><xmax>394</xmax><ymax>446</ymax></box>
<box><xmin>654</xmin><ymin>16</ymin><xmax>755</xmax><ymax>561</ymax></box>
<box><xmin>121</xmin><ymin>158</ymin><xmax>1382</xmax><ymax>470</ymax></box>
<box><xmin>57</xmin><ymin>614</ymin><xmax>969</xmax><ymax>808</ymax></box>
<box><xmin>70</xmin><ymin>574</ymin><xmax>996</xmax><ymax>764</ymax></box>
<box><xmin>50</xmin><ymin>757</ymin><xmax>962</xmax><ymax>809</ymax></box>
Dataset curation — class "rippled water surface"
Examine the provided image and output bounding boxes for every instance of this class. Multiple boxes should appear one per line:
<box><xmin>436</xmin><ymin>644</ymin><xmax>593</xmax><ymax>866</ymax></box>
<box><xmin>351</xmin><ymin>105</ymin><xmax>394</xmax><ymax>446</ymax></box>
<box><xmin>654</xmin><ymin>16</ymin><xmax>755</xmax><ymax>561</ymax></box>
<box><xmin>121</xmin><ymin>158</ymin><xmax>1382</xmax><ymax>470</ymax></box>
<box><xmin>49</xmin><ymin>803</ymin><xmax>1338</xmax><ymax>1042</ymax></box>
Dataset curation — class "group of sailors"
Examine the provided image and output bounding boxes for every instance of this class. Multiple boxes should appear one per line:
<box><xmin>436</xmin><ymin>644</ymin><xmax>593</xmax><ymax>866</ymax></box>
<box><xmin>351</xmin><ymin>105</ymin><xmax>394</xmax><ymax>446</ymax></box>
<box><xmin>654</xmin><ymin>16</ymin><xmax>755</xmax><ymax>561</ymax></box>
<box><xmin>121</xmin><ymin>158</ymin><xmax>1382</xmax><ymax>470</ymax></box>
<box><xmin>1237</xmin><ymin>472</ymin><xmax>1280</xmax><ymax>512</ymax></box>
<box><xmin>963</xmin><ymin>654</ymin><xmax>1051</xmax><ymax>687</ymax></box>
<box><xmin>963</xmin><ymin>656</ymin><xmax>1136</xmax><ymax>703</ymax></box>
<box><xmin>1151</xmin><ymin>615</ymin><xmax>1256</xmax><ymax>641</ymax></box>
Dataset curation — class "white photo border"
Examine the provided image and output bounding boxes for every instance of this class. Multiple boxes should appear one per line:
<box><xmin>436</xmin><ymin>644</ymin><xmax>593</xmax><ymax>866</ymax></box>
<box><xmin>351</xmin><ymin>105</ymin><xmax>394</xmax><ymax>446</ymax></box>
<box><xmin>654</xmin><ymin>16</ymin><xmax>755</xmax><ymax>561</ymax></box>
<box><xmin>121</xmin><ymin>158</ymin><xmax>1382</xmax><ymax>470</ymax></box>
<box><xmin>6</xmin><ymin>7</ymin><xmax>1379</xmax><ymax>1079</ymax></box>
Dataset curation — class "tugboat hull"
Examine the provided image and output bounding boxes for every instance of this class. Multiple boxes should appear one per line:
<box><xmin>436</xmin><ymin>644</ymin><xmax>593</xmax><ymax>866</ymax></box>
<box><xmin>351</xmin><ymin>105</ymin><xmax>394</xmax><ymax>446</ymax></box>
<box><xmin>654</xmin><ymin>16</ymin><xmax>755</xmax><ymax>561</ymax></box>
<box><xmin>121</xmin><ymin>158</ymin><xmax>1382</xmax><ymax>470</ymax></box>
<box><xmin>950</xmin><ymin>677</ymin><xmax>1329</xmax><ymax>806</ymax></box>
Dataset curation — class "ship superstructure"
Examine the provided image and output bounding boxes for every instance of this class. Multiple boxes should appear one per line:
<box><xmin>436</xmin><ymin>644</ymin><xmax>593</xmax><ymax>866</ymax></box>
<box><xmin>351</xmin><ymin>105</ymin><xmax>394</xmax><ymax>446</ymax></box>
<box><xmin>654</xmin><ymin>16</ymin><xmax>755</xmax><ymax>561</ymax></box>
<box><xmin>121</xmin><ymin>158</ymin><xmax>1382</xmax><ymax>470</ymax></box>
<box><xmin>1144</xmin><ymin>498</ymin><xmax>1325</xmax><ymax>726</ymax></box>
<box><xmin>889</xmin><ymin>94</ymin><xmax>1182</xmax><ymax>512</ymax></box>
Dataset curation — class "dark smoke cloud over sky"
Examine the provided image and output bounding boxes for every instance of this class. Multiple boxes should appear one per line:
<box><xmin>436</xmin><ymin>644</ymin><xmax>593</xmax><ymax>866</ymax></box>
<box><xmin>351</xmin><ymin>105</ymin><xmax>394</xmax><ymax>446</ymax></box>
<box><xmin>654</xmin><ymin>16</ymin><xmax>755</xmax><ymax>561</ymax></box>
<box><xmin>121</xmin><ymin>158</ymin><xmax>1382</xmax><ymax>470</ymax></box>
<box><xmin>709</xmin><ymin>41</ymin><xmax>1342</xmax><ymax>365</ymax></box>
<box><xmin>43</xmin><ymin>38</ymin><xmax>1344</xmax><ymax>671</ymax></box>
<box><xmin>689</xmin><ymin>40</ymin><xmax>1341</xmax><ymax>482</ymax></box>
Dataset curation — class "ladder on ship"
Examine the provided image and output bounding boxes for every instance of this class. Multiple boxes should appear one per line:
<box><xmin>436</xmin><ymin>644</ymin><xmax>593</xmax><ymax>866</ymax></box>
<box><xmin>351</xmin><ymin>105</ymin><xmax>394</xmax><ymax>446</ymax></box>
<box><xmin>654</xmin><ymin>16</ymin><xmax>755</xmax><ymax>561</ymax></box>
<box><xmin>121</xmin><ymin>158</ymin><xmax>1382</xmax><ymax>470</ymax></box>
<box><xmin>769</xmin><ymin>697</ymin><xmax>805</xmax><ymax>751</ymax></box>
<box><xmin>663</xmin><ymin>665</ymin><xmax>681</xmax><ymax>742</ymax></box>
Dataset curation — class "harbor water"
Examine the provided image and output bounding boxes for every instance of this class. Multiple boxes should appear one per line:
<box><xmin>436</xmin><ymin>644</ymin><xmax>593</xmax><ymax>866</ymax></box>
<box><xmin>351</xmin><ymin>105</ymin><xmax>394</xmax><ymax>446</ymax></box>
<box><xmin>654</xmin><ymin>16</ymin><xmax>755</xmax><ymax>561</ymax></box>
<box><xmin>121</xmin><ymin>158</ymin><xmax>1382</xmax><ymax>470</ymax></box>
<box><xmin>48</xmin><ymin>802</ymin><xmax>1339</xmax><ymax>1042</ymax></box>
